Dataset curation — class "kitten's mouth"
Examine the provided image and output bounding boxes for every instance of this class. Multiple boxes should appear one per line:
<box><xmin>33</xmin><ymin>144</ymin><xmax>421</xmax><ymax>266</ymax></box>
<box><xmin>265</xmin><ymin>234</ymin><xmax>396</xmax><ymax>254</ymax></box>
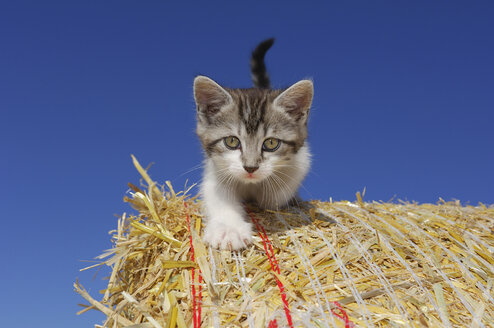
<box><xmin>244</xmin><ymin>172</ymin><xmax>261</xmax><ymax>182</ymax></box>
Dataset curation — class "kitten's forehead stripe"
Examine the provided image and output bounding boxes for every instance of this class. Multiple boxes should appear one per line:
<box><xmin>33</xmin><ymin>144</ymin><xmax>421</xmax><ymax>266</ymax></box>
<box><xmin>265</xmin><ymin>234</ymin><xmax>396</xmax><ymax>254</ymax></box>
<box><xmin>228</xmin><ymin>89</ymin><xmax>272</xmax><ymax>135</ymax></box>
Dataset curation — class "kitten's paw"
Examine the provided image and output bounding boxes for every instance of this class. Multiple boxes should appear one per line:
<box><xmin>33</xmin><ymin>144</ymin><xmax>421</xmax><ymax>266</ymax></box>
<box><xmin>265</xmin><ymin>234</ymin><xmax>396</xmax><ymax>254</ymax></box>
<box><xmin>203</xmin><ymin>221</ymin><xmax>252</xmax><ymax>250</ymax></box>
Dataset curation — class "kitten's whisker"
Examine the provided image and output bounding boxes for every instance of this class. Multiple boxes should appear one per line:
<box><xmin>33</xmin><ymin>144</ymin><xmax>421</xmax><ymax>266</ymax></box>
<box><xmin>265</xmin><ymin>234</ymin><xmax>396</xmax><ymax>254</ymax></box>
<box><xmin>179</xmin><ymin>163</ymin><xmax>206</xmax><ymax>177</ymax></box>
<box><xmin>273</xmin><ymin>172</ymin><xmax>299</xmax><ymax>208</ymax></box>
<box><xmin>273</xmin><ymin>169</ymin><xmax>312</xmax><ymax>199</ymax></box>
<box><xmin>269</xmin><ymin>175</ymin><xmax>283</xmax><ymax>210</ymax></box>
<box><xmin>273</xmin><ymin>163</ymin><xmax>306</xmax><ymax>169</ymax></box>
<box><xmin>270</xmin><ymin>175</ymin><xmax>280</xmax><ymax>210</ymax></box>
<box><xmin>275</xmin><ymin>163</ymin><xmax>320</xmax><ymax>178</ymax></box>
<box><xmin>270</xmin><ymin>173</ymin><xmax>293</xmax><ymax>208</ymax></box>
<box><xmin>266</xmin><ymin>179</ymin><xmax>272</xmax><ymax>209</ymax></box>
<box><xmin>215</xmin><ymin>171</ymin><xmax>235</xmax><ymax>198</ymax></box>
<box><xmin>261</xmin><ymin>179</ymin><xmax>266</xmax><ymax>207</ymax></box>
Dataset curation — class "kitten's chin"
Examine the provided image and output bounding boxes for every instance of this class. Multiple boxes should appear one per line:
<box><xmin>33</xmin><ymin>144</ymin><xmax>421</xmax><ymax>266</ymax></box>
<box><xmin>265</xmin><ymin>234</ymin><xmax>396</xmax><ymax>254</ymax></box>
<box><xmin>242</xmin><ymin>176</ymin><xmax>261</xmax><ymax>184</ymax></box>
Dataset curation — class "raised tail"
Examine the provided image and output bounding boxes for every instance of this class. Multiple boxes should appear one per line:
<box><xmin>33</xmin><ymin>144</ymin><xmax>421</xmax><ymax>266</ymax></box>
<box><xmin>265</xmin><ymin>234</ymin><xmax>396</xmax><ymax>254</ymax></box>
<box><xmin>250</xmin><ymin>38</ymin><xmax>275</xmax><ymax>89</ymax></box>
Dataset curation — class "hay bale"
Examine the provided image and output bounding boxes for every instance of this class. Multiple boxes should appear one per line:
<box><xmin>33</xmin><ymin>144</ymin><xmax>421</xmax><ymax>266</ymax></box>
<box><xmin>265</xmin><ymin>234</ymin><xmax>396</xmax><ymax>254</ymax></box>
<box><xmin>76</xmin><ymin>156</ymin><xmax>494</xmax><ymax>327</ymax></box>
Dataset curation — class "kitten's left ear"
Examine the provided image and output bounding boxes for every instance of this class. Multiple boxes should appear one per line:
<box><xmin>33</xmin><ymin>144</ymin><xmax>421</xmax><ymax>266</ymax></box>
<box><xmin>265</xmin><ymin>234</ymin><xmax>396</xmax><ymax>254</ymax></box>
<box><xmin>193</xmin><ymin>76</ymin><xmax>232</xmax><ymax>116</ymax></box>
<box><xmin>274</xmin><ymin>80</ymin><xmax>313</xmax><ymax>122</ymax></box>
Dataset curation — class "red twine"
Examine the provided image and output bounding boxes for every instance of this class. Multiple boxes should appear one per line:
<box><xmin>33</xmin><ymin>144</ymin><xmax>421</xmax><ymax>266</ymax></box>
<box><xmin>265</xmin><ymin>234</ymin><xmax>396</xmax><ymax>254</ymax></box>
<box><xmin>331</xmin><ymin>300</ymin><xmax>353</xmax><ymax>328</ymax></box>
<box><xmin>249</xmin><ymin>211</ymin><xmax>294</xmax><ymax>328</ymax></box>
<box><xmin>184</xmin><ymin>202</ymin><xmax>202</xmax><ymax>328</ymax></box>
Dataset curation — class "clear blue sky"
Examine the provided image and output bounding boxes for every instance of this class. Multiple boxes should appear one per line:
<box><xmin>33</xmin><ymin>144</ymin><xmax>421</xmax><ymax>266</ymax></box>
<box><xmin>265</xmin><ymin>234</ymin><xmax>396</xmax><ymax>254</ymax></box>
<box><xmin>1</xmin><ymin>1</ymin><xmax>493</xmax><ymax>327</ymax></box>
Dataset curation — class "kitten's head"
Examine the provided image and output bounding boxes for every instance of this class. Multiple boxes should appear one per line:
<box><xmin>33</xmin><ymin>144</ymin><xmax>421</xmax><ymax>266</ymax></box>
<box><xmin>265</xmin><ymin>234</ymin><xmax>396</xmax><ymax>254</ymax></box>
<box><xmin>194</xmin><ymin>76</ymin><xmax>313</xmax><ymax>184</ymax></box>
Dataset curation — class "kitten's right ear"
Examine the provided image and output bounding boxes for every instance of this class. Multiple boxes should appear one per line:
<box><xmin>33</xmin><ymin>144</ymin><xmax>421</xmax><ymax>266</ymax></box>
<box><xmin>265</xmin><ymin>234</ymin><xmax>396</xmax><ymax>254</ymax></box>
<box><xmin>193</xmin><ymin>76</ymin><xmax>232</xmax><ymax>116</ymax></box>
<box><xmin>273</xmin><ymin>80</ymin><xmax>313</xmax><ymax>123</ymax></box>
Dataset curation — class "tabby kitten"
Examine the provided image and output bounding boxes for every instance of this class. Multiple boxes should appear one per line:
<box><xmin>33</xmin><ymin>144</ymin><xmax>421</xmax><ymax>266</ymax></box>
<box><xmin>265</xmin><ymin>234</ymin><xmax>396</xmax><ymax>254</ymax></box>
<box><xmin>194</xmin><ymin>39</ymin><xmax>313</xmax><ymax>250</ymax></box>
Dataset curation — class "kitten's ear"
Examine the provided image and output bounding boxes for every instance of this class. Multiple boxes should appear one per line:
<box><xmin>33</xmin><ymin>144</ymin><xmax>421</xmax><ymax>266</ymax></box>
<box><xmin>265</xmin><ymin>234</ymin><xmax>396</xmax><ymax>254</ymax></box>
<box><xmin>274</xmin><ymin>80</ymin><xmax>313</xmax><ymax>122</ymax></box>
<box><xmin>193</xmin><ymin>76</ymin><xmax>232</xmax><ymax>116</ymax></box>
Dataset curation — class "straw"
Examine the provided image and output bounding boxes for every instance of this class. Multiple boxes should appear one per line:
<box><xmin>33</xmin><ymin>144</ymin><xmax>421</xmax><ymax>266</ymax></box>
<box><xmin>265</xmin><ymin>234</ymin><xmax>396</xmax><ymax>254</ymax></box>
<box><xmin>76</xmin><ymin>156</ymin><xmax>494</xmax><ymax>327</ymax></box>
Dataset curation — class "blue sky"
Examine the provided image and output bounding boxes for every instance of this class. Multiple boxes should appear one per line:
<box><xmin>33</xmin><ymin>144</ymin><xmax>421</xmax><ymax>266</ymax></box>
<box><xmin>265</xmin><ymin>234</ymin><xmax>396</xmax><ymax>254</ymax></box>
<box><xmin>1</xmin><ymin>1</ymin><xmax>493</xmax><ymax>327</ymax></box>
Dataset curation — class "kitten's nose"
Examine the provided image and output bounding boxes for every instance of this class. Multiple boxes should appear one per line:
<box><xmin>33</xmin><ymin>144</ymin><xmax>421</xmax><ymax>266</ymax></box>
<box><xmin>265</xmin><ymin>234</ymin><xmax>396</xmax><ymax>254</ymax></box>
<box><xmin>243</xmin><ymin>166</ymin><xmax>259</xmax><ymax>173</ymax></box>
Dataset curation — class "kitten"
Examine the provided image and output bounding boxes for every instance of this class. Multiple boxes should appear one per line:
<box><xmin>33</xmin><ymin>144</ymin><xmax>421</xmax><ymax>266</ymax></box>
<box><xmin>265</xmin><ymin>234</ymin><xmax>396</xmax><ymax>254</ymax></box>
<box><xmin>193</xmin><ymin>39</ymin><xmax>313</xmax><ymax>250</ymax></box>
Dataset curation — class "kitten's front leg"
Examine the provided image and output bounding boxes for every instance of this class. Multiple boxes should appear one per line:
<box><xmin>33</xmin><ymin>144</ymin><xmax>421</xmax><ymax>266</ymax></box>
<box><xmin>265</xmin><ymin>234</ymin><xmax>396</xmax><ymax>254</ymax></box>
<box><xmin>201</xmin><ymin>180</ymin><xmax>252</xmax><ymax>250</ymax></box>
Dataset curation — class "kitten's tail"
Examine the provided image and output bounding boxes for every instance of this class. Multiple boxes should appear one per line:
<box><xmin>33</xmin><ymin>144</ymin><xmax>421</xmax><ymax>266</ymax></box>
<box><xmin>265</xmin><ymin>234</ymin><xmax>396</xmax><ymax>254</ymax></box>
<box><xmin>250</xmin><ymin>38</ymin><xmax>275</xmax><ymax>89</ymax></box>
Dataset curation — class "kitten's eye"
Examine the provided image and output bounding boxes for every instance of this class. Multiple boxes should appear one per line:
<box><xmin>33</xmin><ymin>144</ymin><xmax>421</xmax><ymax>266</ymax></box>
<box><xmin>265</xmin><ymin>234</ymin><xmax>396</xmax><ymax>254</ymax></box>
<box><xmin>224</xmin><ymin>136</ymin><xmax>241</xmax><ymax>150</ymax></box>
<box><xmin>262</xmin><ymin>138</ymin><xmax>280</xmax><ymax>152</ymax></box>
